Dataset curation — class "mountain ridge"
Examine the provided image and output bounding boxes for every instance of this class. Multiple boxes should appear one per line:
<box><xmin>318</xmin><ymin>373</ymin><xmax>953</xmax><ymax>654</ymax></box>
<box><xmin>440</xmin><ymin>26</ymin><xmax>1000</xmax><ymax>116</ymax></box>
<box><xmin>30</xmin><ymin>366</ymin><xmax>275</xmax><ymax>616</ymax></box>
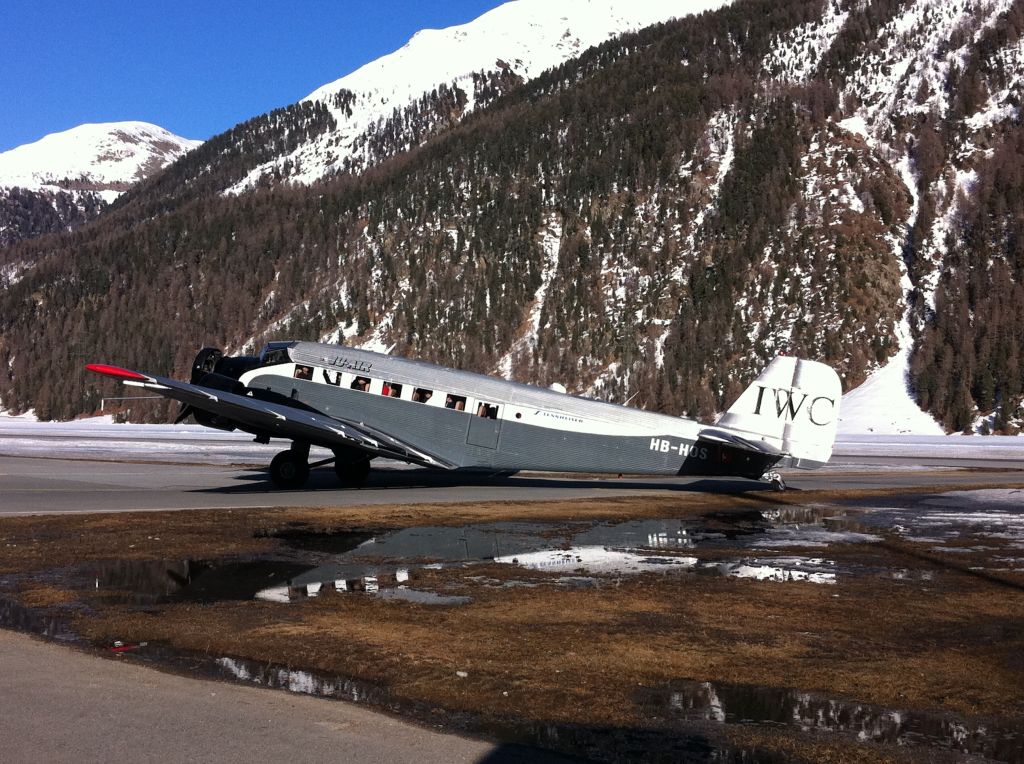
<box><xmin>1</xmin><ymin>0</ymin><xmax>1022</xmax><ymax>437</ymax></box>
<box><xmin>0</xmin><ymin>121</ymin><xmax>201</xmax><ymax>199</ymax></box>
<box><xmin>228</xmin><ymin>0</ymin><xmax>731</xmax><ymax>191</ymax></box>
<box><xmin>0</xmin><ymin>121</ymin><xmax>201</xmax><ymax>247</ymax></box>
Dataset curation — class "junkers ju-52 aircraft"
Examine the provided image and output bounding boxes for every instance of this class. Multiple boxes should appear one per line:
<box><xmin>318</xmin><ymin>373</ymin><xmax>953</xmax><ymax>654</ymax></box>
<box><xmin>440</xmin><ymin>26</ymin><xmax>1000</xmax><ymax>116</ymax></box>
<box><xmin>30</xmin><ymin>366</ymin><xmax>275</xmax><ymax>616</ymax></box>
<box><xmin>87</xmin><ymin>341</ymin><xmax>842</xmax><ymax>491</ymax></box>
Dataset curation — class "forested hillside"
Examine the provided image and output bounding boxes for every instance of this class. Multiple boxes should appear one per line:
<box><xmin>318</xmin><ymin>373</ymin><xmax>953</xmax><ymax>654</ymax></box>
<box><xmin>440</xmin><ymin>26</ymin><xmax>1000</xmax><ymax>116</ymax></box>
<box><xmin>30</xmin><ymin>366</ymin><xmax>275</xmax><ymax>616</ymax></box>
<box><xmin>0</xmin><ymin>187</ymin><xmax>106</xmax><ymax>248</ymax></box>
<box><xmin>1</xmin><ymin>0</ymin><xmax>1022</xmax><ymax>432</ymax></box>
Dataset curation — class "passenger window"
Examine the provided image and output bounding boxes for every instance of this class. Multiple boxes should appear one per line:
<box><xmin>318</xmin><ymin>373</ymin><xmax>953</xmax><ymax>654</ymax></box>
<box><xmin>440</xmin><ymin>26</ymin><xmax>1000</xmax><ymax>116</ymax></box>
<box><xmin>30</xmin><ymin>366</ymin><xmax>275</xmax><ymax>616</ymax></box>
<box><xmin>476</xmin><ymin>402</ymin><xmax>499</xmax><ymax>419</ymax></box>
<box><xmin>382</xmin><ymin>382</ymin><xmax>403</xmax><ymax>398</ymax></box>
<box><xmin>350</xmin><ymin>376</ymin><xmax>370</xmax><ymax>392</ymax></box>
<box><xmin>322</xmin><ymin>369</ymin><xmax>342</xmax><ymax>386</ymax></box>
<box><xmin>293</xmin><ymin>364</ymin><xmax>313</xmax><ymax>380</ymax></box>
<box><xmin>445</xmin><ymin>394</ymin><xmax>467</xmax><ymax>411</ymax></box>
<box><xmin>412</xmin><ymin>387</ymin><xmax>433</xmax><ymax>403</ymax></box>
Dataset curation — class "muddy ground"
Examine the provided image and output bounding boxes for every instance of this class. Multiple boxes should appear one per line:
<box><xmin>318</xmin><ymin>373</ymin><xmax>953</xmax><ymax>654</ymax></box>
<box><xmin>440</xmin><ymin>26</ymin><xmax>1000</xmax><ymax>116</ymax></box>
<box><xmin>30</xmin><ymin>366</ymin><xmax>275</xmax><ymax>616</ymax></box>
<box><xmin>2</xmin><ymin>482</ymin><xmax>1024</xmax><ymax>762</ymax></box>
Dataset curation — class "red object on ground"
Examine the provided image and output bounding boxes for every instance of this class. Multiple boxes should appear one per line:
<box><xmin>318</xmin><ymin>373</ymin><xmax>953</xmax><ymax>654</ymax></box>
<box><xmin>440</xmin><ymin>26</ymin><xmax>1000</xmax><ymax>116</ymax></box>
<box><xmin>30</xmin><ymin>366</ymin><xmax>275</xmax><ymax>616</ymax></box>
<box><xmin>109</xmin><ymin>640</ymin><xmax>147</xmax><ymax>653</ymax></box>
<box><xmin>85</xmin><ymin>363</ymin><xmax>148</xmax><ymax>381</ymax></box>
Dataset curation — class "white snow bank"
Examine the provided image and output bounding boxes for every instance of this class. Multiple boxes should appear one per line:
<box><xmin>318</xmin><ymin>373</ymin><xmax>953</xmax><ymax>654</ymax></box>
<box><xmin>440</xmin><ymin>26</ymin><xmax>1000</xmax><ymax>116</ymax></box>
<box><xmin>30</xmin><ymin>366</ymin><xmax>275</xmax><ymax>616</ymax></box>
<box><xmin>838</xmin><ymin>350</ymin><xmax>944</xmax><ymax>435</ymax></box>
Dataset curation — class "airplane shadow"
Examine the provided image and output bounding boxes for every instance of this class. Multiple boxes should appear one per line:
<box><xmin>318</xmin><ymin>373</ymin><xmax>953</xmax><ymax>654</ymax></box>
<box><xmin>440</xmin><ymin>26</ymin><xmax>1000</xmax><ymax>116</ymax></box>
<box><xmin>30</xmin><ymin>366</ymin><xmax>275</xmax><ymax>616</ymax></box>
<box><xmin>191</xmin><ymin>465</ymin><xmax>796</xmax><ymax>497</ymax></box>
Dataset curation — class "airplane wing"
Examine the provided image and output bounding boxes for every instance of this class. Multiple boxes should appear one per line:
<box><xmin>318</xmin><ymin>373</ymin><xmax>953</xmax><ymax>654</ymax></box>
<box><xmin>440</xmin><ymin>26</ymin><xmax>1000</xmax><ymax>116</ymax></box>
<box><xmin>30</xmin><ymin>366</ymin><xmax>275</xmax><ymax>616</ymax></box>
<box><xmin>86</xmin><ymin>364</ymin><xmax>456</xmax><ymax>470</ymax></box>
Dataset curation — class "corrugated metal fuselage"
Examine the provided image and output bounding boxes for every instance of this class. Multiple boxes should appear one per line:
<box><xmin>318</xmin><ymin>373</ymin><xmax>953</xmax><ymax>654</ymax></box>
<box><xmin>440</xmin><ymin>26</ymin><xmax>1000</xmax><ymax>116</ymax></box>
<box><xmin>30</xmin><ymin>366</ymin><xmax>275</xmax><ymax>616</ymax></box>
<box><xmin>239</xmin><ymin>341</ymin><xmax>780</xmax><ymax>479</ymax></box>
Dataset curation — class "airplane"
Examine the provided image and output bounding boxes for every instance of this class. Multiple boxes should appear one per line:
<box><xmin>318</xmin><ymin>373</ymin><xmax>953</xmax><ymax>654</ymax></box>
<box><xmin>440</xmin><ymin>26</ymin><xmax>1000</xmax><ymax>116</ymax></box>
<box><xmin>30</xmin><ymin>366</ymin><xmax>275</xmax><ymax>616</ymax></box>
<box><xmin>87</xmin><ymin>340</ymin><xmax>842</xmax><ymax>491</ymax></box>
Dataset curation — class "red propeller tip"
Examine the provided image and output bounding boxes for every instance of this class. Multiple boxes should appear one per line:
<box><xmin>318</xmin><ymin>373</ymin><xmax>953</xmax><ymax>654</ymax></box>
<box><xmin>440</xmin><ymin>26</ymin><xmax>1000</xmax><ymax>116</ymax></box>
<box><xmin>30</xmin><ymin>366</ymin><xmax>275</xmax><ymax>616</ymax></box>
<box><xmin>85</xmin><ymin>363</ymin><xmax>148</xmax><ymax>381</ymax></box>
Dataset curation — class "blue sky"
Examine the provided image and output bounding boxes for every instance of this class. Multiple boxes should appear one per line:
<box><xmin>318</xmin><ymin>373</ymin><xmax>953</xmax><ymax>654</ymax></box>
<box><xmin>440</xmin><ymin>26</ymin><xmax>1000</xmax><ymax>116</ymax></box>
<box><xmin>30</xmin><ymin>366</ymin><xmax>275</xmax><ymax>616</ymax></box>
<box><xmin>0</xmin><ymin>0</ymin><xmax>504</xmax><ymax>152</ymax></box>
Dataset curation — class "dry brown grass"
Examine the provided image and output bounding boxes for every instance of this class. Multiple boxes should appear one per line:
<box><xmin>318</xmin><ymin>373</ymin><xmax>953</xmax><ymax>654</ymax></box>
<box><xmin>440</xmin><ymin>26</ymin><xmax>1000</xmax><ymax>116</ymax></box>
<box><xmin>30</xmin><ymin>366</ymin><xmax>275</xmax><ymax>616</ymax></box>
<box><xmin>14</xmin><ymin>584</ymin><xmax>78</xmax><ymax>607</ymax></box>
<box><xmin>70</xmin><ymin>555</ymin><xmax>1024</xmax><ymax>724</ymax></box>
<box><xmin>3</xmin><ymin>482</ymin><xmax>1024</xmax><ymax>761</ymax></box>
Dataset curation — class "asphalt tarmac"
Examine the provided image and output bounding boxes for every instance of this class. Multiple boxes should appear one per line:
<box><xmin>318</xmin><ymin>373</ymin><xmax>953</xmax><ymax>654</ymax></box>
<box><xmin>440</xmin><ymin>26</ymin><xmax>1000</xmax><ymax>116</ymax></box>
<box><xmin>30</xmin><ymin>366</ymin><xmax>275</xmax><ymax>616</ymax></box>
<box><xmin>2</xmin><ymin>454</ymin><xmax>1023</xmax><ymax>515</ymax></box>
<box><xmin>0</xmin><ymin>630</ymin><xmax>513</xmax><ymax>764</ymax></box>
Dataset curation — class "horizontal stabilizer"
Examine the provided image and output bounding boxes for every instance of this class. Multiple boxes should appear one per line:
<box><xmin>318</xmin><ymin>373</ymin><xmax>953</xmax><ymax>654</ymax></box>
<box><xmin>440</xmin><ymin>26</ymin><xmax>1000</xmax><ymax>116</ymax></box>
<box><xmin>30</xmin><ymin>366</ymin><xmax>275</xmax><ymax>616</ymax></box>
<box><xmin>697</xmin><ymin>427</ymin><xmax>783</xmax><ymax>456</ymax></box>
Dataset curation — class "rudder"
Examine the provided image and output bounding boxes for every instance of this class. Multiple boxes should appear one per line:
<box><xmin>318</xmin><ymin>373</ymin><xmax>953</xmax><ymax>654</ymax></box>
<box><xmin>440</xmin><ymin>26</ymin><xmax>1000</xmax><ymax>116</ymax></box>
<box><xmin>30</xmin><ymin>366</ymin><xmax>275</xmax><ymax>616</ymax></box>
<box><xmin>715</xmin><ymin>356</ymin><xmax>842</xmax><ymax>467</ymax></box>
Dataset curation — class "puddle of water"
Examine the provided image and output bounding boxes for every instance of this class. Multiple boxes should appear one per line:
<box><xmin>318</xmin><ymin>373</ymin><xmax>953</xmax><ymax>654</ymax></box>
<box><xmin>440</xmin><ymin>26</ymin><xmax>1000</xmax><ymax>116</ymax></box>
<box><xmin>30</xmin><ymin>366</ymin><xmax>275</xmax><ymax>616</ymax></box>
<box><xmin>640</xmin><ymin>680</ymin><xmax>1024</xmax><ymax>761</ymax></box>
<box><xmin>93</xmin><ymin>559</ymin><xmax>312</xmax><ymax>604</ymax></box>
<box><xmin>750</xmin><ymin>528</ymin><xmax>880</xmax><ymax>549</ymax></box>
<box><xmin>6</xmin><ymin>498</ymin><xmax>1024</xmax><ymax>762</ymax></box>
<box><xmin>843</xmin><ymin>490</ymin><xmax>1024</xmax><ymax>546</ymax></box>
<box><xmin>176</xmin><ymin>647</ymin><xmax>785</xmax><ymax>762</ymax></box>
<box><xmin>496</xmin><ymin>547</ymin><xmax>839</xmax><ymax>584</ymax></box>
<box><xmin>82</xmin><ymin>491</ymin><xmax>1024</xmax><ymax>611</ymax></box>
<box><xmin>0</xmin><ymin>597</ymin><xmax>83</xmax><ymax>644</ymax></box>
<box><xmin>77</xmin><ymin>496</ymin><xmax>1024</xmax><ymax>610</ymax></box>
<box><xmin>87</xmin><ymin>512</ymin><xmax>900</xmax><ymax>606</ymax></box>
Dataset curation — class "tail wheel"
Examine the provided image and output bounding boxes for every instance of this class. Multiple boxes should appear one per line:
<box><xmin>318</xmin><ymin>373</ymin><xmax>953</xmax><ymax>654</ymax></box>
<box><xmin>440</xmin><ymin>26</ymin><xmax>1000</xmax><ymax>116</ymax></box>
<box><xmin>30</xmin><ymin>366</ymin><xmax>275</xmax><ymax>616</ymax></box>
<box><xmin>334</xmin><ymin>455</ymin><xmax>371</xmax><ymax>486</ymax></box>
<box><xmin>763</xmin><ymin>470</ymin><xmax>786</xmax><ymax>492</ymax></box>
<box><xmin>269</xmin><ymin>450</ymin><xmax>310</xmax><ymax>490</ymax></box>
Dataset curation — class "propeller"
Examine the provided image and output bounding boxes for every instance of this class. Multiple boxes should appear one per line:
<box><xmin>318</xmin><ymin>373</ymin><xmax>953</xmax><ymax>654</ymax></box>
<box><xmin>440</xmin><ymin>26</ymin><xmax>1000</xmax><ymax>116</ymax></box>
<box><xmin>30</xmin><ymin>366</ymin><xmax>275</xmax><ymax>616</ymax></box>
<box><xmin>173</xmin><ymin>402</ymin><xmax>194</xmax><ymax>424</ymax></box>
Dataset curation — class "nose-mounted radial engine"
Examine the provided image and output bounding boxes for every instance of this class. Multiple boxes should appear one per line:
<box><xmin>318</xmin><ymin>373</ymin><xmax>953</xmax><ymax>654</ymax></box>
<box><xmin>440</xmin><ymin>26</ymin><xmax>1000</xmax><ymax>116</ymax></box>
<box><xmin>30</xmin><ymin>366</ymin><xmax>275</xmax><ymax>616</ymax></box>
<box><xmin>168</xmin><ymin>346</ymin><xmax>376</xmax><ymax>488</ymax></box>
<box><xmin>173</xmin><ymin>347</ymin><xmax>258</xmax><ymax>430</ymax></box>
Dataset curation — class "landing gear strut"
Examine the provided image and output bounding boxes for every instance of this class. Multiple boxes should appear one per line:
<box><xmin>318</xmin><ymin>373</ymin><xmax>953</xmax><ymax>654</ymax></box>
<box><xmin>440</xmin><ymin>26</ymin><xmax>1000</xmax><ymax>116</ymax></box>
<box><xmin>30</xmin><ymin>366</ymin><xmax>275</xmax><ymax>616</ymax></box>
<box><xmin>763</xmin><ymin>470</ymin><xmax>786</xmax><ymax>492</ymax></box>
<box><xmin>269</xmin><ymin>442</ymin><xmax>310</xmax><ymax>490</ymax></box>
<box><xmin>266</xmin><ymin>443</ymin><xmax>372</xmax><ymax>489</ymax></box>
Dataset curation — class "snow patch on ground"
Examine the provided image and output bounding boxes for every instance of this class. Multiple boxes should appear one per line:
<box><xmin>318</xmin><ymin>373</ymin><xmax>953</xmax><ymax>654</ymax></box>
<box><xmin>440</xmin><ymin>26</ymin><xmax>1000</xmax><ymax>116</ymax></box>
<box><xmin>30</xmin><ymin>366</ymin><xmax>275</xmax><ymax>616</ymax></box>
<box><xmin>839</xmin><ymin>350</ymin><xmax>945</xmax><ymax>435</ymax></box>
<box><xmin>761</xmin><ymin>0</ymin><xmax>848</xmax><ymax>83</ymax></box>
<box><xmin>0</xmin><ymin>414</ymin><xmax>327</xmax><ymax>464</ymax></box>
<box><xmin>496</xmin><ymin>212</ymin><xmax>563</xmax><ymax>378</ymax></box>
<box><xmin>837</xmin><ymin>115</ymin><xmax>869</xmax><ymax>141</ymax></box>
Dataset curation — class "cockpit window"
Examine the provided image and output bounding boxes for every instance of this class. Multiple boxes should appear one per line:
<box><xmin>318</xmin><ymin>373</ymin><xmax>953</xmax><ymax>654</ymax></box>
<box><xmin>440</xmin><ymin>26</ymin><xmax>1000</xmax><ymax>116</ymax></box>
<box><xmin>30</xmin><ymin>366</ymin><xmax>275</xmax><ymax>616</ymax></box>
<box><xmin>261</xmin><ymin>347</ymin><xmax>291</xmax><ymax>366</ymax></box>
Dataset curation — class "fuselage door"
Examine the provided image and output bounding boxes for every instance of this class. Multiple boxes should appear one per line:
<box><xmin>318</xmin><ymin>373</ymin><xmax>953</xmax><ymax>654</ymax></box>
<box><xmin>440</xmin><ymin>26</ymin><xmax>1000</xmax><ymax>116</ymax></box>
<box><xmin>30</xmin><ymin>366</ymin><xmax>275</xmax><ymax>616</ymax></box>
<box><xmin>467</xmin><ymin>401</ymin><xmax>502</xmax><ymax>449</ymax></box>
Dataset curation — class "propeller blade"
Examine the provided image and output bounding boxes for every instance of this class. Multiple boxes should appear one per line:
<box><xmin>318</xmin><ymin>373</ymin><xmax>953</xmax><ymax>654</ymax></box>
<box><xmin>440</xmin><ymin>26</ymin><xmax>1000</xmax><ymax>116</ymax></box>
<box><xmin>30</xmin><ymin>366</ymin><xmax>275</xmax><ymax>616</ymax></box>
<box><xmin>173</xmin><ymin>403</ymin><xmax>194</xmax><ymax>425</ymax></box>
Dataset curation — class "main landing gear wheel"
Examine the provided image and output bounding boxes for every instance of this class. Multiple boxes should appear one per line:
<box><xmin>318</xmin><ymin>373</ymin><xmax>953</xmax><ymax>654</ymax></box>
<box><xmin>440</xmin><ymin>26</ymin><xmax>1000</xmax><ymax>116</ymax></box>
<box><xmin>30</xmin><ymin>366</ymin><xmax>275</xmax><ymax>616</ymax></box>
<box><xmin>334</xmin><ymin>455</ymin><xmax>371</xmax><ymax>486</ymax></box>
<box><xmin>269</xmin><ymin>450</ymin><xmax>310</xmax><ymax>490</ymax></box>
<box><xmin>763</xmin><ymin>470</ymin><xmax>786</xmax><ymax>492</ymax></box>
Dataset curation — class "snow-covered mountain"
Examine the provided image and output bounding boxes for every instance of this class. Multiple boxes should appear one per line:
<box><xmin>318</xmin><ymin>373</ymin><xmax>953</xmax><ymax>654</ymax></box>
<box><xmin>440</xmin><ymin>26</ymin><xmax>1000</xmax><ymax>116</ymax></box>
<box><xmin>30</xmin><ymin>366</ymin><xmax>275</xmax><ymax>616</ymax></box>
<box><xmin>0</xmin><ymin>121</ymin><xmax>201</xmax><ymax>202</ymax></box>
<box><xmin>0</xmin><ymin>121</ymin><xmax>201</xmax><ymax>248</ymax></box>
<box><xmin>227</xmin><ymin>0</ymin><xmax>731</xmax><ymax>191</ymax></box>
<box><xmin>4</xmin><ymin>0</ymin><xmax>1024</xmax><ymax>437</ymax></box>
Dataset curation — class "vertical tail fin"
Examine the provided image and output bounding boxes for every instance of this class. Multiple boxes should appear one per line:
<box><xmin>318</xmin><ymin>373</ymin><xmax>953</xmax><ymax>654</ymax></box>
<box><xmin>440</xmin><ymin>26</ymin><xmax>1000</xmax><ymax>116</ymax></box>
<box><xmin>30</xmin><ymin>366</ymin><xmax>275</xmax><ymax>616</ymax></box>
<box><xmin>715</xmin><ymin>357</ymin><xmax>842</xmax><ymax>467</ymax></box>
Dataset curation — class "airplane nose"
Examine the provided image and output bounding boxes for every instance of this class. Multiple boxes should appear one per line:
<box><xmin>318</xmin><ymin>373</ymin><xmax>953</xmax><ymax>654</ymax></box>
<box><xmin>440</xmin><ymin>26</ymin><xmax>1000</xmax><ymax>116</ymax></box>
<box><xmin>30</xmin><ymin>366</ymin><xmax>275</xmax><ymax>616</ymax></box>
<box><xmin>191</xmin><ymin>347</ymin><xmax>223</xmax><ymax>383</ymax></box>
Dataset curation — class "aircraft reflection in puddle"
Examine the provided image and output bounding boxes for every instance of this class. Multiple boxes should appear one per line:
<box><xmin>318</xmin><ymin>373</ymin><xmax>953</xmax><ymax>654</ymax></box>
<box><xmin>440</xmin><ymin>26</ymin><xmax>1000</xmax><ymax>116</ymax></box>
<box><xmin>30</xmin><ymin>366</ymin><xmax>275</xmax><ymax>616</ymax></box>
<box><xmin>96</xmin><ymin>494</ymin><xmax>1024</xmax><ymax>607</ymax></box>
<box><xmin>493</xmin><ymin>547</ymin><xmax>838</xmax><ymax>584</ymax></box>
<box><xmin>255</xmin><ymin>567</ymin><xmax>471</xmax><ymax>605</ymax></box>
<box><xmin>92</xmin><ymin>514</ymin><xmax>877</xmax><ymax>606</ymax></box>
<box><xmin>250</xmin><ymin>516</ymin><xmax>861</xmax><ymax>600</ymax></box>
